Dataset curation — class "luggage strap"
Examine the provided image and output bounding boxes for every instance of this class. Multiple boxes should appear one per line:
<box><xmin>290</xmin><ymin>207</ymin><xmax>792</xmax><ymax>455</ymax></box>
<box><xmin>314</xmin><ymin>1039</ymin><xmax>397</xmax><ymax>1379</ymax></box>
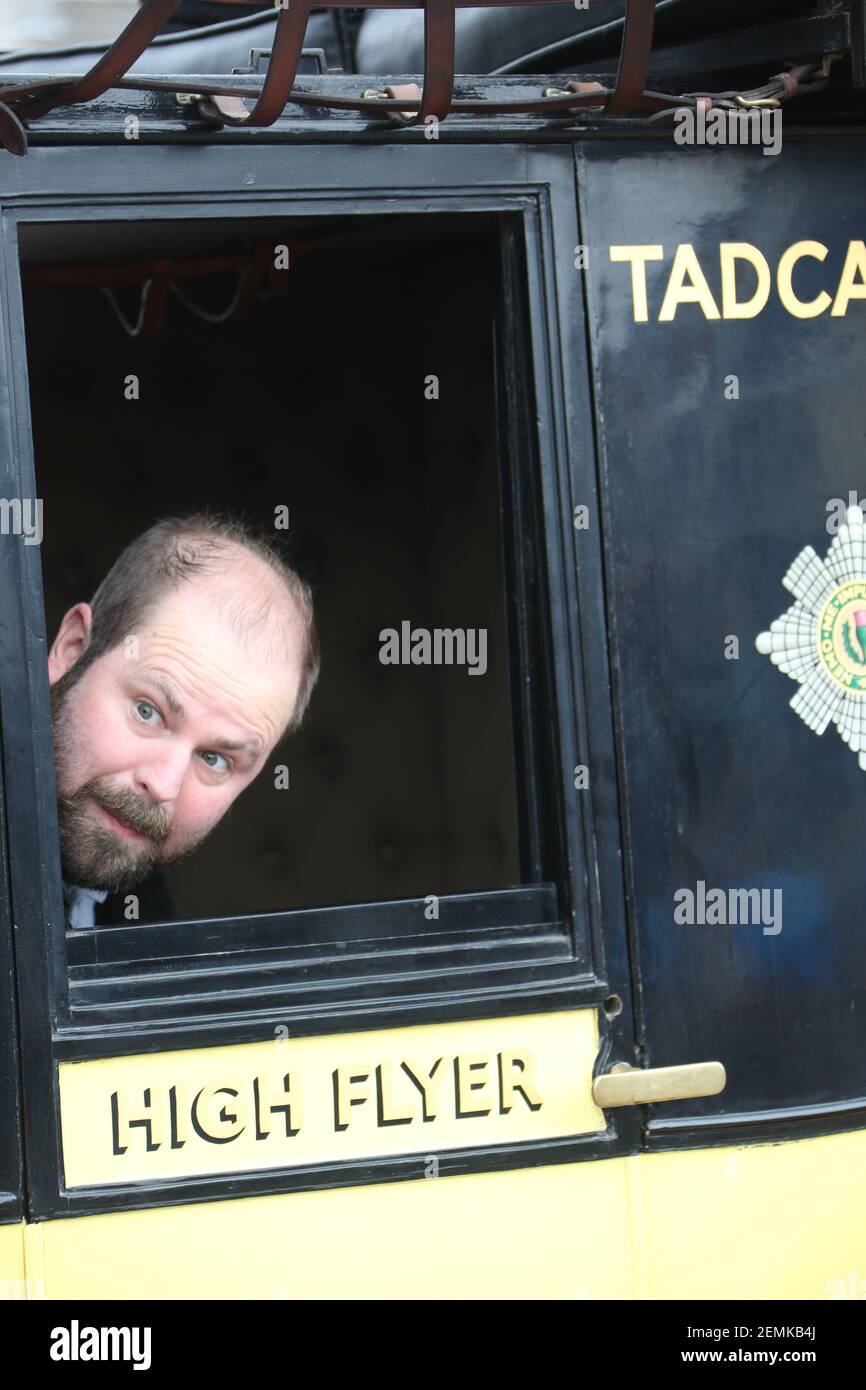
<box><xmin>0</xmin><ymin>0</ymin><xmax>831</xmax><ymax>155</ymax></box>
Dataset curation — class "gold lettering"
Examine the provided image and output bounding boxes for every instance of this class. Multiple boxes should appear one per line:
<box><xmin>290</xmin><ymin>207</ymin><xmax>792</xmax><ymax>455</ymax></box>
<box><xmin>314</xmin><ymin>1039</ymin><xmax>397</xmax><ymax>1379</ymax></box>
<box><xmin>832</xmin><ymin>239</ymin><xmax>866</xmax><ymax>317</ymax></box>
<box><xmin>375</xmin><ymin>1063</ymin><xmax>416</xmax><ymax>1126</ymax></box>
<box><xmin>658</xmin><ymin>244</ymin><xmax>720</xmax><ymax>321</ymax></box>
<box><xmin>254</xmin><ymin>1072</ymin><xmax>301</xmax><ymax>1138</ymax></box>
<box><xmin>333</xmin><ymin>1065</ymin><xmax>371</xmax><ymax>1131</ymax></box>
<box><xmin>454</xmin><ymin>1054</ymin><xmax>494</xmax><ymax>1118</ymax></box>
<box><xmin>609</xmin><ymin>244</ymin><xmax>664</xmax><ymax>322</ymax></box>
<box><xmin>719</xmin><ymin>242</ymin><xmax>771</xmax><ymax>319</ymax></box>
<box><xmin>191</xmin><ymin>1082</ymin><xmax>246</xmax><ymax>1144</ymax></box>
<box><xmin>111</xmin><ymin>1085</ymin><xmax>165</xmax><ymax>1155</ymax></box>
<box><xmin>168</xmin><ymin>1083</ymin><xmax>189</xmax><ymax>1149</ymax></box>
<box><xmin>777</xmin><ymin>241</ymin><xmax>831</xmax><ymax>318</ymax></box>
<box><xmin>401</xmin><ymin>1057</ymin><xmax>448</xmax><ymax>1121</ymax></box>
<box><xmin>498</xmin><ymin>1051</ymin><xmax>543</xmax><ymax>1113</ymax></box>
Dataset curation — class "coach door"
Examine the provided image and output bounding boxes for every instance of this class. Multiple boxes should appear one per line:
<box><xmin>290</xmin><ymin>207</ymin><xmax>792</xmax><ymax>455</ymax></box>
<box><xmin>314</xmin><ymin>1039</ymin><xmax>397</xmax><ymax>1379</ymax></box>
<box><xmin>0</xmin><ymin>132</ymin><xmax>664</xmax><ymax>1298</ymax></box>
<box><xmin>579</xmin><ymin>133</ymin><xmax>866</xmax><ymax>1283</ymax></box>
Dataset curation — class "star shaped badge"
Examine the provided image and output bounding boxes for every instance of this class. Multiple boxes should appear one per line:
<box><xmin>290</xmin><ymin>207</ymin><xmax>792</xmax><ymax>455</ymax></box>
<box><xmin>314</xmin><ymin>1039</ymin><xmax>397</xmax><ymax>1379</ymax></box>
<box><xmin>756</xmin><ymin>504</ymin><xmax>866</xmax><ymax>770</ymax></box>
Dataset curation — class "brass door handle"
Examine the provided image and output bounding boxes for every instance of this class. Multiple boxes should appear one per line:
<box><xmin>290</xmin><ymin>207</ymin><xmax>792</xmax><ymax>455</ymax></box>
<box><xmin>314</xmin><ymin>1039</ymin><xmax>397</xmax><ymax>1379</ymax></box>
<box><xmin>592</xmin><ymin>1061</ymin><xmax>726</xmax><ymax>1108</ymax></box>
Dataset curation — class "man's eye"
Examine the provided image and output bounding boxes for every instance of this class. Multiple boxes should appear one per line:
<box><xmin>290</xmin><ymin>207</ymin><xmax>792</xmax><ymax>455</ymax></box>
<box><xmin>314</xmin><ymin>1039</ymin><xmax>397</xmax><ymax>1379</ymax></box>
<box><xmin>200</xmin><ymin>751</ymin><xmax>231</xmax><ymax>773</ymax></box>
<box><xmin>134</xmin><ymin>699</ymin><xmax>161</xmax><ymax>724</ymax></box>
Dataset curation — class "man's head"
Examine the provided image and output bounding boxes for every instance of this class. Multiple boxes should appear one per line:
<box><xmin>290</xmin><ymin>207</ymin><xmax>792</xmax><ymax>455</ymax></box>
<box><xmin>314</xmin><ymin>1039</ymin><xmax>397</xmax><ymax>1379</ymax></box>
<box><xmin>48</xmin><ymin>512</ymin><xmax>319</xmax><ymax>895</ymax></box>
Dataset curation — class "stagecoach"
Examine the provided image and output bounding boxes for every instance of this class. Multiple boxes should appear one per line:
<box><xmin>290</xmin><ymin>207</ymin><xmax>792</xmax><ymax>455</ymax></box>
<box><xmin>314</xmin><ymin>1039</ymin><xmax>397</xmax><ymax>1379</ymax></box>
<box><xmin>0</xmin><ymin>0</ymin><xmax>865</xmax><ymax>1302</ymax></box>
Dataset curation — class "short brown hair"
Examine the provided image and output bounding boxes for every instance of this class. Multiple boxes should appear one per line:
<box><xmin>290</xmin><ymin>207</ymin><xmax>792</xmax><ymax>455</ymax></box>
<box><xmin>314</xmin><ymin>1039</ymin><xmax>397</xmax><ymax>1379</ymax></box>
<box><xmin>72</xmin><ymin>510</ymin><xmax>320</xmax><ymax>736</ymax></box>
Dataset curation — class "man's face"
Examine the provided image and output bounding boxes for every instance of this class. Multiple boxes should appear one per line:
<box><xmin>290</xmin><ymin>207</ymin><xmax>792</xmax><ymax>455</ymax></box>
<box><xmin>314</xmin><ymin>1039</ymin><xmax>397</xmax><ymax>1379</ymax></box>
<box><xmin>48</xmin><ymin>576</ymin><xmax>303</xmax><ymax>895</ymax></box>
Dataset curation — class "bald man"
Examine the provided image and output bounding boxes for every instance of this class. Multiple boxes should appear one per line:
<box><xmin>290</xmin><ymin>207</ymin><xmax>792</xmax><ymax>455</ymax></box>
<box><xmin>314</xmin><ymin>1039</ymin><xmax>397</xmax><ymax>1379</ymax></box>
<box><xmin>47</xmin><ymin>513</ymin><xmax>320</xmax><ymax>927</ymax></box>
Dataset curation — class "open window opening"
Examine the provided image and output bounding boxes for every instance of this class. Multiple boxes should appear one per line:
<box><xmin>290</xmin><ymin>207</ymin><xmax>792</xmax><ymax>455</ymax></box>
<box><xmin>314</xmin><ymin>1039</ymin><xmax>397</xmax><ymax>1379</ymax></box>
<box><xmin>16</xmin><ymin>210</ymin><xmax>572</xmax><ymax>1017</ymax></box>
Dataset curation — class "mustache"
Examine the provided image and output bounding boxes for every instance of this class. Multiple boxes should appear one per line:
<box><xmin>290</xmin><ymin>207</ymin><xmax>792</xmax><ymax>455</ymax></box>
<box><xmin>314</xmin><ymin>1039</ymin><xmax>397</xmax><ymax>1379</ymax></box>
<box><xmin>73</xmin><ymin>781</ymin><xmax>171</xmax><ymax>844</ymax></box>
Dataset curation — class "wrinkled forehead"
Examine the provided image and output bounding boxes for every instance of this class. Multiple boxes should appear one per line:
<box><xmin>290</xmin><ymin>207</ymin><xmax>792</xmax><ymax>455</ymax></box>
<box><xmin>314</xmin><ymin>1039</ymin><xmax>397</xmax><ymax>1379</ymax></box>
<box><xmin>126</xmin><ymin>577</ymin><xmax>303</xmax><ymax>733</ymax></box>
<box><xmin>142</xmin><ymin>564</ymin><xmax>298</xmax><ymax>655</ymax></box>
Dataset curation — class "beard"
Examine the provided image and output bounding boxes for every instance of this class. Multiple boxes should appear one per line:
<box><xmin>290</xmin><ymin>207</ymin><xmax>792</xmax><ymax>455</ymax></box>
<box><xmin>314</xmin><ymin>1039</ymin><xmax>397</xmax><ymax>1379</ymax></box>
<box><xmin>50</xmin><ymin>663</ymin><xmax>201</xmax><ymax>894</ymax></box>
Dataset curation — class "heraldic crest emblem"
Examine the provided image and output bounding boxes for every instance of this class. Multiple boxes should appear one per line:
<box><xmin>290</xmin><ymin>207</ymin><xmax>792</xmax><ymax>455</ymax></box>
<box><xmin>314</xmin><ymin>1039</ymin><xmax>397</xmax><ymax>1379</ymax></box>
<box><xmin>756</xmin><ymin>503</ymin><xmax>866</xmax><ymax>770</ymax></box>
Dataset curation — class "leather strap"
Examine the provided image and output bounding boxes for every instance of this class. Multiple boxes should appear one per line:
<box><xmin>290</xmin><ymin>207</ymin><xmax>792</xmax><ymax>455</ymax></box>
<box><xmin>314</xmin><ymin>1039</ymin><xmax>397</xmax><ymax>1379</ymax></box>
<box><xmin>18</xmin><ymin>0</ymin><xmax>184</xmax><ymax>120</ymax></box>
<box><xmin>418</xmin><ymin>0</ymin><xmax>457</xmax><ymax>125</ymax></box>
<box><xmin>564</xmin><ymin>79</ymin><xmax>606</xmax><ymax>112</ymax></box>
<box><xmin>376</xmin><ymin>0</ymin><xmax>455</xmax><ymax>127</ymax></box>
<box><xmin>0</xmin><ymin>102</ymin><xmax>26</xmax><ymax>156</ymax></box>
<box><xmin>0</xmin><ymin>1</ymin><xmax>830</xmax><ymax>154</ymax></box>
<box><xmin>124</xmin><ymin>68</ymin><xmax>821</xmax><ymax>118</ymax></box>
<box><xmin>2</xmin><ymin>0</ymin><xmax>637</xmax><ymax>130</ymax></box>
<box><xmin>197</xmin><ymin>0</ymin><xmax>314</xmax><ymax>127</ymax></box>
<box><xmin>383</xmin><ymin>82</ymin><xmax>424</xmax><ymax>124</ymax></box>
<box><xmin>606</xmin><ymin>0</ymin><xmax>656</xmax><ymax>114</ymax></box>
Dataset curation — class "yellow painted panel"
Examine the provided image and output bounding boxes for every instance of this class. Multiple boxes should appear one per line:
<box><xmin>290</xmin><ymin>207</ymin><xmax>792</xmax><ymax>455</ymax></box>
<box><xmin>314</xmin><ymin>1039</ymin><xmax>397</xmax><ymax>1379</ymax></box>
<box><xmin>639</xmin><ymin>1127</ymin><xmax>866</xmax><ymax>1300</ymax></box>
<box><xmin>29</xmin><ymin>1124</ymin><xmax>866</xmax><ymax>1299</ymax></box>
<box><xmin>33</xmin><ymin>1156</ymin><xmax>635</xmax><ymax>1300</ymax></box>
<box><xmin>60</xmin><ymin>1010</ymin><xmax>605</xmax><ymax>1188</ymax></box>
<box><xmin>0</xmin><ymin>1222</ymin><xmax>27</xmax><ymax>1300</ymax></box>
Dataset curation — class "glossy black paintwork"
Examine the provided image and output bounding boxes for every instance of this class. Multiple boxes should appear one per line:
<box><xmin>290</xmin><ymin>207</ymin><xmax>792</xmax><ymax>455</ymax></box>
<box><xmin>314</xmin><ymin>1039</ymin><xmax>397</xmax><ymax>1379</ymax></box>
<box><xmin>0</xmin><ymin>118</ymin><xmax>637</xmax><ymax>1219</ymax></box>
<box><xmin>0</xmin><ymin>75</ymin><xmax>863</xmax><ymax>1220</ymax></box>
<box><xmin>579</xmin><ymin>136</ymin><xmax>866</xmax><ymax>1138</ymax></box>
<box><xmin>0</xmin><ymin>708</ymin><xmax>23</xmax><ymax>1221</ymax></box>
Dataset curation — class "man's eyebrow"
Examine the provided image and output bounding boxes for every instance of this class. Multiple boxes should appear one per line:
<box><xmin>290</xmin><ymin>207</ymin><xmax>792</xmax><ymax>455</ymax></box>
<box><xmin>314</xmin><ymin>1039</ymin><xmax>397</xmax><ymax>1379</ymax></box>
<box><xmin>137</xmin><ymin>670</ymin><xmax>185</xmax><ymax>718</ymax></box>
<box><xmin>134</xmin><ymin>670</ymin><xmax>263</xmax><ymax>762</ymax></box>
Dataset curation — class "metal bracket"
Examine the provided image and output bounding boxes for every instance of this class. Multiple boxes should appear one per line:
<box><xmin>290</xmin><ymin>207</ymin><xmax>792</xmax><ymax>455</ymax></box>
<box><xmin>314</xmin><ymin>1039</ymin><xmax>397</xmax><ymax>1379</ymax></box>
<box><xmin>232</xmin><ymin>47</ymin><xmax>342</xmax><ymax>78</ymax></box>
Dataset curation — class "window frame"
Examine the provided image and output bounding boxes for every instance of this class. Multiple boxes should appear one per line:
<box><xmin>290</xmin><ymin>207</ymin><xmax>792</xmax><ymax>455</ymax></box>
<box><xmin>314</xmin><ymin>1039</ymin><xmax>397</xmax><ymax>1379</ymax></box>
<box><xmin>0</xmin><ymin>708</ymin><xmax>24</xmax><ymax>1224</ymax></box>
<box><xmin>0</xmin><ymin>138</ymin><xmax>637</xmax><ymax>1217</ymax></box>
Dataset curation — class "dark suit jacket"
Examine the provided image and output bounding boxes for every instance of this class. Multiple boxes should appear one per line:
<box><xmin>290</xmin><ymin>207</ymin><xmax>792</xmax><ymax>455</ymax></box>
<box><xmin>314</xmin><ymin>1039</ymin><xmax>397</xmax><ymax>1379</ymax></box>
<box><xmin>93</xmin><ymin>869</ymin><xmax>177</xmax><ymax>927</ymax></box>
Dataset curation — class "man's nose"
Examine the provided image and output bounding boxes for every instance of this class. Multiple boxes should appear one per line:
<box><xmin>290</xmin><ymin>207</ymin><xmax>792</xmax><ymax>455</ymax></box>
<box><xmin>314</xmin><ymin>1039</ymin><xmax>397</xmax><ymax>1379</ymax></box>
<box><xmin>132</xmin><ymin>743</ymin><xmax>189</xmax><ymax>806</ymax></box>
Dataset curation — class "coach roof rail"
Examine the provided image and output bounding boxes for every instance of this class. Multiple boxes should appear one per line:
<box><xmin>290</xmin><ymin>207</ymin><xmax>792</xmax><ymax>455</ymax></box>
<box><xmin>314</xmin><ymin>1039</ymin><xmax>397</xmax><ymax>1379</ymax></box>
<box><xmin>0</xmin><ymin>0</ymin><xmax>835</xmax><ymax>155</ymax></box>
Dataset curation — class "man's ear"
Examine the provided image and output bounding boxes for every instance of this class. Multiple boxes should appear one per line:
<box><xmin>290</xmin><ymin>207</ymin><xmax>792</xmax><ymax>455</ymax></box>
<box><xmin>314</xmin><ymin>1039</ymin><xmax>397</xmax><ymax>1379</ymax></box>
<box><xmin>47</xmin><ymin>603</ymin><xmax>94</xmax><ymax>685</ymax></box>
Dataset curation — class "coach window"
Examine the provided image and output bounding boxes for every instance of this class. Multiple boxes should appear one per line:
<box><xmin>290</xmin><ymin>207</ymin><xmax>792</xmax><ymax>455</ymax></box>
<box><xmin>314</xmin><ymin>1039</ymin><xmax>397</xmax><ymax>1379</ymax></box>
<box><xmin>14</xmin><ymin>211</ymin><xmax>585</xmax><ymax>1024</ymax></box>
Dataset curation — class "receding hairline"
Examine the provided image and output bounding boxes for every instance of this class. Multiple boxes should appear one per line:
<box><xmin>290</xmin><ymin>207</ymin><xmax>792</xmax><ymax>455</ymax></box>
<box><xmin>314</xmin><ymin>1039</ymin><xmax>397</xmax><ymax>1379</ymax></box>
<box><xmin>79</xmin><ymin>511</ymin><xmax>321</xmax><ymax>737</ymax></box>
<box><xmin>146</xmin><ymin>533</ymin><xmax>306</xmax><ymax>657</ymax></box>
<box><xmin>140</xmin><ymin>535</ymin><xmax>309</xmax><ymax>741</ymax></box>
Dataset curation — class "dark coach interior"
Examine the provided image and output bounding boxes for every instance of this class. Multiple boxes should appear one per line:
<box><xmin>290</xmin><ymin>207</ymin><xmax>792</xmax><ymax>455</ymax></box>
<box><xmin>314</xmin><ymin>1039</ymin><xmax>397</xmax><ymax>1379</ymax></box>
<box><xmin>20</xmin><ymin>213</ymin><xmax>521</xmax><ymax>920</ymax></box>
